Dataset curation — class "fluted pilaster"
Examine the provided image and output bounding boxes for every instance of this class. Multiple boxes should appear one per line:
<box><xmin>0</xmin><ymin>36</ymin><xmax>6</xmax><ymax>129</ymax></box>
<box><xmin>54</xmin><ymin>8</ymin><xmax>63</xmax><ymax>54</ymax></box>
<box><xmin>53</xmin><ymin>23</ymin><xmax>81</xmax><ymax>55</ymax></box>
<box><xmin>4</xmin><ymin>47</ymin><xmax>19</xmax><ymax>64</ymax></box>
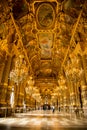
<box><xmin>25</xmin><ymin>94</ymin><xmax>30</xmax><ymax>108</ymax></box>
<box><xmin>0</xmin><ymin>63</ymin><xmax>5</xmax><ymax>83</ymax></box>
<box><xmin>15</xmin><ymin>82</ymin><xmax>24</xmax><ymax>113</ymax></box>
<box><xmin>0</xmin><ymin>56</ymin><xmax>12</xmax><ymax>107</ymax></box>
<box><xmin>69</xmin><ymin>81</ymin><xmax>76</xmax><ymax>113</ymax></box>
<box><xmin>82</xmin><ymin>55</ymin><xmax>87</xmax><ymax>82</ymax></box>
<box><xmin>79</xmin><ymin>55</ymin><xmax>87</xmax><ymax>113</ymax></box>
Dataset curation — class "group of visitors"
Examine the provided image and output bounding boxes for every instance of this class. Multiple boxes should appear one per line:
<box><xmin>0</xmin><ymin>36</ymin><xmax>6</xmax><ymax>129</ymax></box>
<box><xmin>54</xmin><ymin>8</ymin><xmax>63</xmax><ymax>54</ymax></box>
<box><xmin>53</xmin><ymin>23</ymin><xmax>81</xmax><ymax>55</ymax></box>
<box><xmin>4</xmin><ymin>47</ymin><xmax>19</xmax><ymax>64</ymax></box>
<box><xmin>74</xmin><ymin>107</ymin><xmax>84</xmax><ymax>118</ymax></box>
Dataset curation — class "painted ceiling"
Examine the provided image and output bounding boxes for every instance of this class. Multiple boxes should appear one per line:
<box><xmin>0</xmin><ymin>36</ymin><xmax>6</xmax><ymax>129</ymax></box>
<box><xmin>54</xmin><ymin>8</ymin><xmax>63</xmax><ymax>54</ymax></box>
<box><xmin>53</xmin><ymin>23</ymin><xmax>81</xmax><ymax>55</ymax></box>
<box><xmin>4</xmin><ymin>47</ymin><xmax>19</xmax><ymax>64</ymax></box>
<box><xmin>0</xmin><ymin>0</ymin><xmax>87</xmax><ymax>104</ymax></box>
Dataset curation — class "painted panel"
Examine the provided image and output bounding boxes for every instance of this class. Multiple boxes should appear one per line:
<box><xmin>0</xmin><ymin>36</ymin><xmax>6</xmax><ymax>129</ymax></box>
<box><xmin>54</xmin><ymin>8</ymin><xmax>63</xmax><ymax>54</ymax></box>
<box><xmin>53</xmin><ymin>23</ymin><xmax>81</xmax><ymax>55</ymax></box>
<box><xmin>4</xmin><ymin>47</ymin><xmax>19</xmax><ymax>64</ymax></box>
<box><xmin>38</xmin><ymin>33</ymin><xmax>53</xmax><ymax>59</ymax></box>
<box><xmin>36</xmin><ymin>3</ymin><xmax>55</xmax><ymax>29</ymax></box>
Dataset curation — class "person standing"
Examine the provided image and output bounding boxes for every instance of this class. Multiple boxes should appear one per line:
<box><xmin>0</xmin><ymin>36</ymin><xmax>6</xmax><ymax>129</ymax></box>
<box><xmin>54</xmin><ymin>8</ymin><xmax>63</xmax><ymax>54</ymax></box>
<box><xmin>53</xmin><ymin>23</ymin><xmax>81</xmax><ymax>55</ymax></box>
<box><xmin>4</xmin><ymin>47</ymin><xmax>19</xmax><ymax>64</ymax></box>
<box><xmin>52</xmin><ymin>106</ymin><xmax>55</xmax><ymax>113</ymax></box>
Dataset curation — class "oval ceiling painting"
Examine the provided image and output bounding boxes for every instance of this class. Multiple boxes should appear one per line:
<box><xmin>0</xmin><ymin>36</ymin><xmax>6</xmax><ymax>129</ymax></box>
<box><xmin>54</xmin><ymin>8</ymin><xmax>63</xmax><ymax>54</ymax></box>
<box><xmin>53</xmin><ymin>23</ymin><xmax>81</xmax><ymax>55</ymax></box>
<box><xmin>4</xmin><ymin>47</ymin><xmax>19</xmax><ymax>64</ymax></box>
<box><xmin>36</xmin><ymin>3</ymin><xmax>55</xmax><ymax>29</ymax></box>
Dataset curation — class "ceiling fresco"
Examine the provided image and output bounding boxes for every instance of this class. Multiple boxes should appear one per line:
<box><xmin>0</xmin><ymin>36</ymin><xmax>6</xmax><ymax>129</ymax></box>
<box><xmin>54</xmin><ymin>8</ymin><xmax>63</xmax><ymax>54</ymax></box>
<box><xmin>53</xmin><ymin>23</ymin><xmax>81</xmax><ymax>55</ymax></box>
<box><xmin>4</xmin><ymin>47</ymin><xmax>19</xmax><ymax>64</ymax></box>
<box><xmin>38</xmin><ymin>33</ymin><xmax>53</xmax><ymax>59</ymax></box>
<box><xmin>36</xmin><ymin>2</ymin><xmax>56</xmax><ymax>29</ymax></box>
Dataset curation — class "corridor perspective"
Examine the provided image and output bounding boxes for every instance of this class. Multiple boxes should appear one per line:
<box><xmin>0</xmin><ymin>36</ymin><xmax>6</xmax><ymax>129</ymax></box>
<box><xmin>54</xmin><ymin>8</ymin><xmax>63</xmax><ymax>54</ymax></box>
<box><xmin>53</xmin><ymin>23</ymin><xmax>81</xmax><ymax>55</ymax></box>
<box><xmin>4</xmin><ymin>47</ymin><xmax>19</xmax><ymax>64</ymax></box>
<box><xmin>0</xmin><ymin>0</ymin><xmax>87</xmax><ymax>130</ymax></box>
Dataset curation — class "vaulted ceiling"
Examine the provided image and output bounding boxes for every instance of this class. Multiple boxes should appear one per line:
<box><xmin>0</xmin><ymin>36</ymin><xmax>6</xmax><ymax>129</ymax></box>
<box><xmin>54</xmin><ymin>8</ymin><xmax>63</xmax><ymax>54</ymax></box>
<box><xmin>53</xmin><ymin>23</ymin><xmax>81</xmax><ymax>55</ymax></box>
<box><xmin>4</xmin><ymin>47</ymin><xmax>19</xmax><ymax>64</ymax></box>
<box><xmin>0</xmin><ymin>0</ymin><xmax>87</xmax><ymax>104</ymax></box>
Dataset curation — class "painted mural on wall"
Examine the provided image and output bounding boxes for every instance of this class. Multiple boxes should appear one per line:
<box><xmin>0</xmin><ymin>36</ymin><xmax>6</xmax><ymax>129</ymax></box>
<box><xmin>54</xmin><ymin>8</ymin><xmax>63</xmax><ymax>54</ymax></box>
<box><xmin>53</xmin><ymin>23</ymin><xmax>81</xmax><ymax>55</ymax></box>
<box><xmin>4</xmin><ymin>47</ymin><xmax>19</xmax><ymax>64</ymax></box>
<box><xmin>39</xmin><ymin>33</ymin><xmax>53</xmax><ymax>59</ymax></box>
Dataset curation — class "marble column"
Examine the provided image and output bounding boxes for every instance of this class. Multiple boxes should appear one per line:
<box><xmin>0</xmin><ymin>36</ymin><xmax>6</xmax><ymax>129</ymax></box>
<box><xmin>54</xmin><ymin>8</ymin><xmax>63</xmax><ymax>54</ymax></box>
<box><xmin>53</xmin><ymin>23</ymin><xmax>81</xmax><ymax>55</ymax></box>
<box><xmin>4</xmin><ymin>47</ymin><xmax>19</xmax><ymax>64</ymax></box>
<box><xmin>0</xmin><ymin>63</ymin><xmax>5</xmax><ymax>84</ymax></box>
<box><xmin>82</xmin><ymin>55</ymin><xmax>87</xmax><ymax>82</ymax></box>
<box><xmin>70</xmin><ymin>80</ymin><xmax>76</xmax><ymax>109</ymax></box>
<box><xmin>16</xmin><ymin>82</ymin><xmax>24</xmax><ymax>109</ymax></box>
<box><xmin>30</xmin><ymin>98</ymin><xmax>35</xmax><ymax>109</ymax></box>
<box><xmin>79</xmin><ymin>55</ymin><xmax>87</xmax><ymax>114</ymax></box>
<box><xmin>25</xmin><ymin>94</ymin><xmax>30</xmax><ymax>111</ymax></box>
<box><xmin>13</xmin><ymin>82</ymin><xmax>22</xmax><ymax>113</ymax></box>
<box><xmin>6</xmin><ymin>57</ymin><xmax>14</xmax><ymax>108</ymax></box>
<box><xmin>0</xmin><ymin>56</ymin><xmax>12</xmax><ymax>117</ymax></box>
<box><xmin>81</xmin><ymin>78</ymin><xmax>87</xmax><ymax>114</ymax></box>
<box><xmin>58</xmin><ymin>96</ymin><xmax>60</xmax><ymax>111</ymax></box>
<box><xmin>63</xmin><ymin>86</ymin><xmax>70</xmax><ymax>112</ymax></box>
<box><xmin>0</xmin><ymin>56</ymin><xmax>12</xmax><ymax>107</ymax></box>
<box><xmin>65</xmin><ymin>77</ymin><xmax>70</xmax><ymax>112</ymax></box>
<box><xmin>59</xmin><ymin>93</ymin><xmax>63</xmax><ymax>111</ymax></box>
<box><xmin>0</xmin><ymin>61</ymin><xmax>5</xmax><ymax>106</ymax></box>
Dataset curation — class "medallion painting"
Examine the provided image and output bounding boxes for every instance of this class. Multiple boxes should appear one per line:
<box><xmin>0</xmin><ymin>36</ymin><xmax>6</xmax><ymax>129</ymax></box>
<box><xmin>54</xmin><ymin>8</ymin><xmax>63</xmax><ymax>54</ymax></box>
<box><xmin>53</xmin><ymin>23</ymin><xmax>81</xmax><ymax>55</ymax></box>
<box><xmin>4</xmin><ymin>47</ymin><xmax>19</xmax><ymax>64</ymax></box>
<box><xmin>38</xmin><ymin>33</ymin><xmax>53</xmax><ymax>59</ymax></box>
<box><xmin>36</xmin><ymin>3</ymin><xmax>55</xmax><ymax>29</ymax></box>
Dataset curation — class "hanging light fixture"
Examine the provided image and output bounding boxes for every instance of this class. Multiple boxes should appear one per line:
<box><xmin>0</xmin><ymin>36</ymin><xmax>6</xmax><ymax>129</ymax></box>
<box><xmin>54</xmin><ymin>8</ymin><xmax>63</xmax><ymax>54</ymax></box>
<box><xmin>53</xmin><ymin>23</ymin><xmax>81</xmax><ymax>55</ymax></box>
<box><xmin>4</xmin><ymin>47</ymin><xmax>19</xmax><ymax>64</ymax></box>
<box><xmin>10</xmin><ymin>54</ymin><xmax>28</xmax><ymax>85</ymax></box>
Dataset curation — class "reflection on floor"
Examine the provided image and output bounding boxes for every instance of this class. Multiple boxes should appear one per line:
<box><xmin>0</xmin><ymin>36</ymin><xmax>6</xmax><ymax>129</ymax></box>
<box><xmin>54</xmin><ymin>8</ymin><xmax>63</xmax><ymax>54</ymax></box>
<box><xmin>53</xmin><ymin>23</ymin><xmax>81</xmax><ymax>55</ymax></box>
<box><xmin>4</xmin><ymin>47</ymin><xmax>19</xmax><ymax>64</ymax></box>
<box><xmin>0</xmin><ymin>110</ymin><xmax>87</xmax><ymax>130</ymax></box>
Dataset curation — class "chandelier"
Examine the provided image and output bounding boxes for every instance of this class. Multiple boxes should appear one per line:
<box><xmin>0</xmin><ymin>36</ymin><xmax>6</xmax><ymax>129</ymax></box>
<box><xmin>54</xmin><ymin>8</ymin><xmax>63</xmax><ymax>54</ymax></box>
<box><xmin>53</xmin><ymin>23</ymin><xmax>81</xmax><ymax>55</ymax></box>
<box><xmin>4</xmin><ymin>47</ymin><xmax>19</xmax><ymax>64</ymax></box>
<box><xmin>10</xmin><ymin>54</ymin><xmax>28</xmax><ymax>85</ymax></box>
<box><xmin>65</xmin><ymin>56</ymin><xmax>83</xmax><ymax>82</ymax></box>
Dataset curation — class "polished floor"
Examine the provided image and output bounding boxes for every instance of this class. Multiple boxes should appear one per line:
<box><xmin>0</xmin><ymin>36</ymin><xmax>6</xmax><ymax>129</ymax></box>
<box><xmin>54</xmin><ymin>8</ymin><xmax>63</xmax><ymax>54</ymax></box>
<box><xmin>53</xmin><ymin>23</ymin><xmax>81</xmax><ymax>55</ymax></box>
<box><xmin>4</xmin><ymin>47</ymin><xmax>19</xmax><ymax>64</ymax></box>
<box><xmin>0</xmin><ymin>110</ymin><xmax>87</xmax><ymax>130</ymax></box>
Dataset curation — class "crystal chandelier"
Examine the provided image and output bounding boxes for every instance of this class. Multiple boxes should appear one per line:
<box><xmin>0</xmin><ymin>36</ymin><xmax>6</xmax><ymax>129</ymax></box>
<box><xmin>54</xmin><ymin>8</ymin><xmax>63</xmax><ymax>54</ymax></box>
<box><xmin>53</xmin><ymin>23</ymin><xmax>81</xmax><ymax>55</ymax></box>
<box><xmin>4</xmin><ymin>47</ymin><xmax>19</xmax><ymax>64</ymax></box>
<box><xmin>10</xmin><ymin>54</ymin><xmax>28</xmax><ymax>85</ymax></box>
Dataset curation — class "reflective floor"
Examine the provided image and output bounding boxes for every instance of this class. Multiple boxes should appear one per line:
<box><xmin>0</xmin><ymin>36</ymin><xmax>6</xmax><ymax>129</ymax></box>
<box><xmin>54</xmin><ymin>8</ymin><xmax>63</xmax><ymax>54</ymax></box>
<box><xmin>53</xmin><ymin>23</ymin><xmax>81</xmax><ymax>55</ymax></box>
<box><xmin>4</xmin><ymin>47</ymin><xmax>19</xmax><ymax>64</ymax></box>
<box><xmin>0</xmin><ymin>110</ymin><xmax>87</xmax><ymax>130</ymax></box>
